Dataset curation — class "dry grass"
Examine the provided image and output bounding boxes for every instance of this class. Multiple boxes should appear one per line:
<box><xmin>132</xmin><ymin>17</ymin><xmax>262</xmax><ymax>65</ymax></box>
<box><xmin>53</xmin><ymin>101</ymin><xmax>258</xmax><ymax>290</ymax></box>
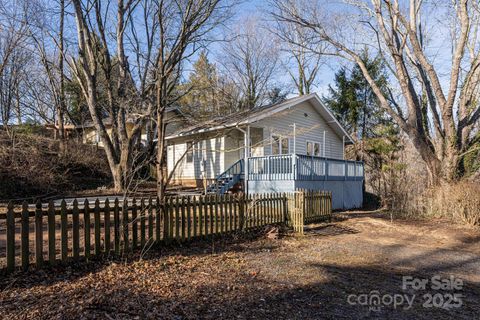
<box><xmin>420</xmin><ymin>182</ymin><xmax>480</xmax><ymax>227</ymax></box>
<box><xmin>0</xmin><ymin>128</ymin><xmax>111</xmax><ymax>200</ymax></box>
<box><xmin>389</xmin><ymin>181</ymin><xmax>480</xmax><ymax>227</ymax></box>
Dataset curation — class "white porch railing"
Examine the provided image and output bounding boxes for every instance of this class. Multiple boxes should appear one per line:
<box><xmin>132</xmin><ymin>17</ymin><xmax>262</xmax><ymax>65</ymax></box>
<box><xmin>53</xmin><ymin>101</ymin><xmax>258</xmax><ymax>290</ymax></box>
<box><xmin>247</xmin><ymin>154</ymin><xmax>364</xmax><ymax>181</ymax></box>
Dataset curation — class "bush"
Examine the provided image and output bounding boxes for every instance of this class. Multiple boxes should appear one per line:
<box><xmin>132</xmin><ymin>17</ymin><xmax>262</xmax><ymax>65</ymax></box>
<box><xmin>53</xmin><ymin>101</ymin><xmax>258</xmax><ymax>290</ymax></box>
<box><xmin>0</xmin><ymin>129</ymin><xmax>111</xmax><ymax>200</ymax></box>
<box><xmin>420</xmin><ymin>182</ymin><xmax>480</xmax><ymax>227</ymax></box>
<box><xmin>387</xmin><ymin>181</ymin><xmax>480</xmax><ymax>227</ymax></box>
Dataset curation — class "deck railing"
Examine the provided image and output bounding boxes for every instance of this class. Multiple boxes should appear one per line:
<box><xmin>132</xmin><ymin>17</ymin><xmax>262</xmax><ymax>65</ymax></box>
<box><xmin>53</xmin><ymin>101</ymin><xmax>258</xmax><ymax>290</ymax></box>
<box><xmin>247</xmin><ymin>154</ymin><xmax>364</xmax><ymax>181</ymax></box>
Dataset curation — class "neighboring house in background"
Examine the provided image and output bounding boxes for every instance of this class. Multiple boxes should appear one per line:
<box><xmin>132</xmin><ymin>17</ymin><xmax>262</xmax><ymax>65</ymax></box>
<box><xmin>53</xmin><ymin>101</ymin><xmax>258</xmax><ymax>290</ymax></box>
<box><xmin>79</xmin><ymin>107</ymin><xmax>185</xmax><ymax>147</ymax></box>
<box><xmin>166</xmin><ymin>94</ymin><xmax>364</xmax><ymax>209</ymax></box>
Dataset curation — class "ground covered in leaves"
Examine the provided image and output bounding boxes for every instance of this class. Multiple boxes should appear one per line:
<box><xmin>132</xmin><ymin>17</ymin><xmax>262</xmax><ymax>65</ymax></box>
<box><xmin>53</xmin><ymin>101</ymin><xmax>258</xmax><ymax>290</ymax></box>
<box><xmin>1</xmin><ymin>212</ymin><xmax>479</xmax><ymax>319</ymax></box>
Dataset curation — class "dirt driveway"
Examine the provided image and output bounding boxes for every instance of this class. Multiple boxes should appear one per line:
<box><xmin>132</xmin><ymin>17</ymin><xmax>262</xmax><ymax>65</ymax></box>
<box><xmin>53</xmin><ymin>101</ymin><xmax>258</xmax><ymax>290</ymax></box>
<box><xmin>1</xmin><ymin>212</ymin><xmax>479</xmax><ymax>319</ymax></box>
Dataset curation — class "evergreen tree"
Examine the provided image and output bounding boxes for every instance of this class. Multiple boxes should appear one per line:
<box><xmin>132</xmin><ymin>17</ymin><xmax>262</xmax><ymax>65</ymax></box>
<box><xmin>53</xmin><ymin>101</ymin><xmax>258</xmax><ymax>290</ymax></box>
<box><xmin>324</xmin><ymin>51</ymin><xmax>389</xmax><ymax>140</ymax></box>
<box><xmin>324</xmin><ymin>51</ymin><xmax>407</xmax><ymax>208</ymax></box>
<box><xmin>179</xmin><ymin>52</ymin><xmax>220</xmax><ymax>118</ymax></box>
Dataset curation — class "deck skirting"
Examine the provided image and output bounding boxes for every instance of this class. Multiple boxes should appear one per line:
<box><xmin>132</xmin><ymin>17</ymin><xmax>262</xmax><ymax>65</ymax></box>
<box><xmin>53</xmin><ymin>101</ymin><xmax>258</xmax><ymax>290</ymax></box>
<box><xmin>248</xmin><ymin>180</ymin><xmax>363</xmax><ymax>210</ymax></box>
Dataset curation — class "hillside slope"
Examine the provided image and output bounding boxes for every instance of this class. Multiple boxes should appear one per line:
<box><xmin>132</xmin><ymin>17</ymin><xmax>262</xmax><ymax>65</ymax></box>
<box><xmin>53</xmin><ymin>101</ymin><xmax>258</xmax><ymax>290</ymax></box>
<box><xmin>0</xmin><ymin>128</ymin><xmax>111</xmax><ymax>200</ymax></box>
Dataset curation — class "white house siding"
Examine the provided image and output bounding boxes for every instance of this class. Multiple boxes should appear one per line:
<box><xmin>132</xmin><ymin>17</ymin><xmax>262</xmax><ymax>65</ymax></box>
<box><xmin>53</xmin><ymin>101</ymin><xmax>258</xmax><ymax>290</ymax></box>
<box><xmin>224</xmin><ymin>130</ymin><xmax>243</xmax><ymax>169</ymax></box>
<box><xmin>250</xmin><ymin>127</ymin><xmax>264</xmax><ymax>157</ymax></box>
<box><xmin>254</xmin><ymin>101</ymin><xmax>344</xmax><ymax>159</ymax></box>
<box><xmin>167</xmin><ymin>134</ymin><xmax>225</xmax><ymax>181</ymax></box>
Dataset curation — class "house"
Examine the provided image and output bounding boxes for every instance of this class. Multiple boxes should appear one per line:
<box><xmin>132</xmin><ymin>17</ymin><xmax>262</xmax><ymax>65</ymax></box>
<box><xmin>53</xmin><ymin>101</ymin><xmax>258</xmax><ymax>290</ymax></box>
<box><xmin>166</xmin><ymin>94</ymin><xmax>364</xmax><ymax>209</ymax></box>
<box><xmin>79</xmin><ymin>107</ymin><xmax>184</xmax><ymax>147</ymax></box>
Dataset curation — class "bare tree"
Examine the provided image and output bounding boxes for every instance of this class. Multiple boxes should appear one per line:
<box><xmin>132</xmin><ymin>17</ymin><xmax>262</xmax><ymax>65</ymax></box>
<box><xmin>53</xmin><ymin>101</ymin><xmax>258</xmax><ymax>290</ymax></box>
<box><xmin>272</xmin><ymin>0</ymin><xmax>480</xmax><ymax>184</ymax></box>
<box><xmin>220</xmin><ymin>16</ymin><xmax>280</xmax><ymax>110</ymax></box>
<box><xmin>0</xmin><ymin>0</ymin><xmax>29</xmax><ymax>126</ymax></box>
<box><xmin>57</xmin><ymin>0</ymin><xmax>66</xmax><ymax>152</ymax></box>
<box><xmin>70</xmin><ymin>0</ymin><xmax>155</xmax><ymax>191</ymax></box>
<box><xmin>271</xmin><ymin>14</ymin><xmax>324</xmax><ymax>95</ymax></box>
<box><xmin>154</xmin><ymin>0</ymin><xmax>234</xmax><ymax>200</ymax></box>
<box><xmin>0</xmin><ymin>46</ymin><xmax>30</xmax><ymax>125</ymax></box>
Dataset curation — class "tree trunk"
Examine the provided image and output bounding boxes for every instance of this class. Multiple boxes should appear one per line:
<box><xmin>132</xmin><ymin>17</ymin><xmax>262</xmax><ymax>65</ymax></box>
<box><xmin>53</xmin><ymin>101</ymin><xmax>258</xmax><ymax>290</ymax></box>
<box><xmin>442</xmin><ymin>148</ymin><xmax>460</xmax><ymax>182</ymax></box>
<box><xmin>57</xmin><ymin>0</ymin><xmax>66</xmax><ymax>155</ymax></box>
<box><xmin>111</xmin><ymin>165</ymin><xmax>124</xmax><ymax>193</ymax></box>
<box><xmin>156</xmin><ymin>95</ymin><xmax>166</xmax><ymax>201</ymax></box>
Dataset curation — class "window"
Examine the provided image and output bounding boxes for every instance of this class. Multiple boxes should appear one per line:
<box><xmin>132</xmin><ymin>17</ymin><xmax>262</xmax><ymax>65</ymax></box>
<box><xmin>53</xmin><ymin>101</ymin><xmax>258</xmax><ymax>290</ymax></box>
<box><xmin>306</xmin><ymin>141</ymin><xmax>321</xmax><ymax>156</ymax></box>
<box><xmin>186</xmin><ymin>141</ymin><xmax>193</xmax><ymax>163</ymax></box>
<box><xmin>272</xmin><ymin>135</ymin><xmax>289</xmax><ymax>155</ymax></box>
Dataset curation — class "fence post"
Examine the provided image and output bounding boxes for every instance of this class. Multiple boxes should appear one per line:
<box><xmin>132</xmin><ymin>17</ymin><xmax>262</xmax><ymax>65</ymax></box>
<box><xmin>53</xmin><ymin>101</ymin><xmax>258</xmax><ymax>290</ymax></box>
<box><xmin>35</xmin><ymin>200</ymin><xmax>44</xmax><ymax>268</ymax></box>
<box><xmin>181</xmin><ymin>196</ymin><xmax>186</xmax><ymax>241</ymax></box>
<box><xmin>122</xmin><ymin>198</ymin><xmax>129</xmax><ymax>253</ymax></box>
<box><xmin>239</xmin><ymin>193</ymin><xmax>245</xmax><ymax>230</ymax></box>
<box><xmin>174</xmin><ymin>196</ymin><xmax>180</xmax><ymax>241</ymax></box>
<box><xmin>214</xmin><ymin>195</ymin><xmax>219</xmax><ymax>235</ymax></box>
<box><xmin>131</xmin><ymin>198</ymin><xmax>138</xmax><ymax>249</ymax></box>
<box><xmin>198</xmin><ymin>196</ymin><xmax>204</xmax><ymax>238</ymax></box>
<box><xmin>21</xmin><ymin>201</ymin><xmax>29</xmax><ymax>271</ymax></box>
<box><xmin>186</xmin><ymin>196</ymin><xmax>192</xmax><ymax>240</ymax></box>
<box><xmin>6</xmin><ymin>202</ymin><xmax>15</xmax><ymax>273</ymax></box>
<box><xmin>298</xmin><ymin>191</ymin><xmax>304</xmax><ymax>235</ymax></box>
<box><xmin>48</xmin><ymin>200</ymin><xmax>56</xmax><ymax>265</ymax></box>
<box><xmin>73</xmin><ymin>199</ymin><xmax>80</xmax><ymax>260</ymax></box>
<box><xmin>193</xmin><ymin>196</ymin><xmax>198</xmax><ymax>238</ymax></box>
<box><xmin>104</xmin><ymin>199</ymin><xmax>111</xmax><ymax>255</ymax></box>
<box><xmin>159</xmin><ymin>196</ymin><xmax>165</xmax><ymax>243</ymax></box>
<box><xmin>84</xmin><ymin>200</ymin><xmax>91</xmax><ymax>259</ymax></box>
<box><xmin>94</xmin><ymin>199</ymin><xmax>101</xmax><ymax>255</ymax></box>
<box><xmin>140</xmin><ymin>198</ymin><xmax>146</xmax><ymax>248</ymax></box>
<box><xmin>169</xmin><ymin>196</ymin><xmax>175</xmax><ymax>242</ymax></box>
<box><xmin>148</xmin><ymin>197</ymin><xmax>154</xmax><ymax>242</ymax></box>
<box><xmin>204</xmin><ymin>195</ymin><xmax>209</xmax><ymax>237</ymax></box>
<box><xmin>114</xmin><ymin>198</ymin><xmax>120</xmax><ymax>255</ymax></box>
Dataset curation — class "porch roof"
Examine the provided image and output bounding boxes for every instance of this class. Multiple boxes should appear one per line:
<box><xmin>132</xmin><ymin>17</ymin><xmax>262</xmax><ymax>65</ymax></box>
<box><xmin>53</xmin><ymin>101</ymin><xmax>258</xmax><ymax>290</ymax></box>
<box><xmin>165</xmin><ymin>93</ymin><xmax>354</xmax><ymax>144</ymax></box>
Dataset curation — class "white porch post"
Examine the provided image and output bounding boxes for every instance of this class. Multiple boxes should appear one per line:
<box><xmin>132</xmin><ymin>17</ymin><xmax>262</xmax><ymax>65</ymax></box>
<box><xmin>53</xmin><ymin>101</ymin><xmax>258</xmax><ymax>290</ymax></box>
<box><xmin>244</xmin><ymin>125</ymin><xmax>250</xmax><ymax>193</ymax></box>
<box><xmin>323</xmin><ymin>131</ymin><xmax>326</xmax><ymax>157</ymax></box>
<box><xmin>293</xmin><ymin>123</ymin><xmax>296</xmax><ymax>154</ymax></box>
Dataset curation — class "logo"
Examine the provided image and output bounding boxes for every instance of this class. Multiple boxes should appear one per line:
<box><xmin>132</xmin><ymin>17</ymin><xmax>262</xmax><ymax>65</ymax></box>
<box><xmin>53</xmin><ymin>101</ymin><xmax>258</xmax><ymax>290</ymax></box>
<box><xmin>346</xmin><ymin>275</ymin><xmax>463</xmax><ymax>312</ymax></box>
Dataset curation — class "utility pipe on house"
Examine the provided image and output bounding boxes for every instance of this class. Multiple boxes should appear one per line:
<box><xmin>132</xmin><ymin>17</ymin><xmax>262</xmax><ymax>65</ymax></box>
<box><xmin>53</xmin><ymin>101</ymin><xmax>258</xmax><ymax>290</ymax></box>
<box><xmin>292</xmin><ymin>123</ymin><xmax>296</xmax><ymax>154</ymax></box>
<box><xmin>323</xmin><ymin>131</ymin><xmax>326</xmax><ymax>157</ymax></box>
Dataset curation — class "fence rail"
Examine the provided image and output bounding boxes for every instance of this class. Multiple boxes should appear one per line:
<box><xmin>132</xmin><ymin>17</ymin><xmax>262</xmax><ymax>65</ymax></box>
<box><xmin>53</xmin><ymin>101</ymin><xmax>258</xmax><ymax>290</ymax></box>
<box><xmin>0</xmin><ymin>191</ymin><xmax>331</xmax><ymax>274</ymax></box>
<box><xmin>247</xmin><ymin>154</ymin><xmax>364</xmax><ymax>181</ymax></box>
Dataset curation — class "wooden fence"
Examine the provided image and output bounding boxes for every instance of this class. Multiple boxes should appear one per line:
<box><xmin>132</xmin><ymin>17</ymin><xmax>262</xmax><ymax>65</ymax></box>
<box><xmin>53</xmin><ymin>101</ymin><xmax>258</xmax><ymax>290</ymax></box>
<box><xmin>300</xmin><ymin>190</ymin><xmax>332</xmax><ymax>224</ymax></box>
<box><xmin>0</xmin><ymin>191</ymin><xmax>331</xmax><ymax>274</ymax></box>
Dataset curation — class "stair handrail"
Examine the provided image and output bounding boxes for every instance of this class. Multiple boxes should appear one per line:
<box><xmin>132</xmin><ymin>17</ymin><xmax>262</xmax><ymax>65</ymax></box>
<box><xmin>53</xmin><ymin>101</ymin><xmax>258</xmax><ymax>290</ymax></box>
<box><xmin>207</xmin><ymin>159</ymin><xmax>244</xmax><ymax>194</ymax></box>
<box><xmin>215</xmin><ymin>159</ymin><xmax>244</xmax><ymax>180</ymax></box>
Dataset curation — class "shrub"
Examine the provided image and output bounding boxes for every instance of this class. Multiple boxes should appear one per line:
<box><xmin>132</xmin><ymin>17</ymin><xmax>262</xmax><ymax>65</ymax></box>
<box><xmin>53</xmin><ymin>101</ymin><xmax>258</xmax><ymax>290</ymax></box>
<box><xmin>0</xmin><ymin>129</ymin><xmax>111</xmax><ymax>200</ymax></box>
<box><xmin>388</xmin><ymin>181</ymin><xmax>480</xmax><ymax>227</ymax></box>
<box><xmin>421</xmin><ymin>182</ymin><xmax>480</xmax><ymax>227</ymax></box>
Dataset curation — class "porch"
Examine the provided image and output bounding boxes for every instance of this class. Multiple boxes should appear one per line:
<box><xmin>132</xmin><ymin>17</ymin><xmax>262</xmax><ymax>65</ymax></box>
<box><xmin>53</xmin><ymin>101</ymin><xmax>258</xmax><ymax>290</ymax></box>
<box><xmin>247</xmin><ymin>154</ymin><xmax>364</xmax><ymax>181</ymax></box>
<box><xmin>246</xmin><ymin>154</ymin><xmax>364</xmax><ymax>210</ymax></box>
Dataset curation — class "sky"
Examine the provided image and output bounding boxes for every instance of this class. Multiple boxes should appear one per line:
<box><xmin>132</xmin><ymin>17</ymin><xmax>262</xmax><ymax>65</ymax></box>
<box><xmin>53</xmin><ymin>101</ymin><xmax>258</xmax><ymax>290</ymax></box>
<box><xmin>190</xmin><ymin>0</ymin><xmax>344</xmax><ymax>99</ymax></box>
<box><xmin>240</xmin><ymin>0</ymin><xmax>344</xmax><ymax>97</ymax></box>
<box><xmin>212</xmin><ymin>0</ymin><xmax>460</xmax><ymax>100</ymax></box>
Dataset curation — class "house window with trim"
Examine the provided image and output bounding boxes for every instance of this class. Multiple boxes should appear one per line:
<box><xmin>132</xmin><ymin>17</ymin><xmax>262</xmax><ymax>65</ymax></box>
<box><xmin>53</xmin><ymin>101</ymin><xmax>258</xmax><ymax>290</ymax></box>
<box><xmin>272</xmin><ymin>135</ymin><xmax>289</xmax><ymax>155</ymax></box>
<box><xmin>306</xmin><ymin>141</ymin><xmax>321</xmax><ymax>156</ymax></box>
<box><xmin>186</xmin><ymin>141</ymin><xmax>193</xmax><ymax>163</ymax></box>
